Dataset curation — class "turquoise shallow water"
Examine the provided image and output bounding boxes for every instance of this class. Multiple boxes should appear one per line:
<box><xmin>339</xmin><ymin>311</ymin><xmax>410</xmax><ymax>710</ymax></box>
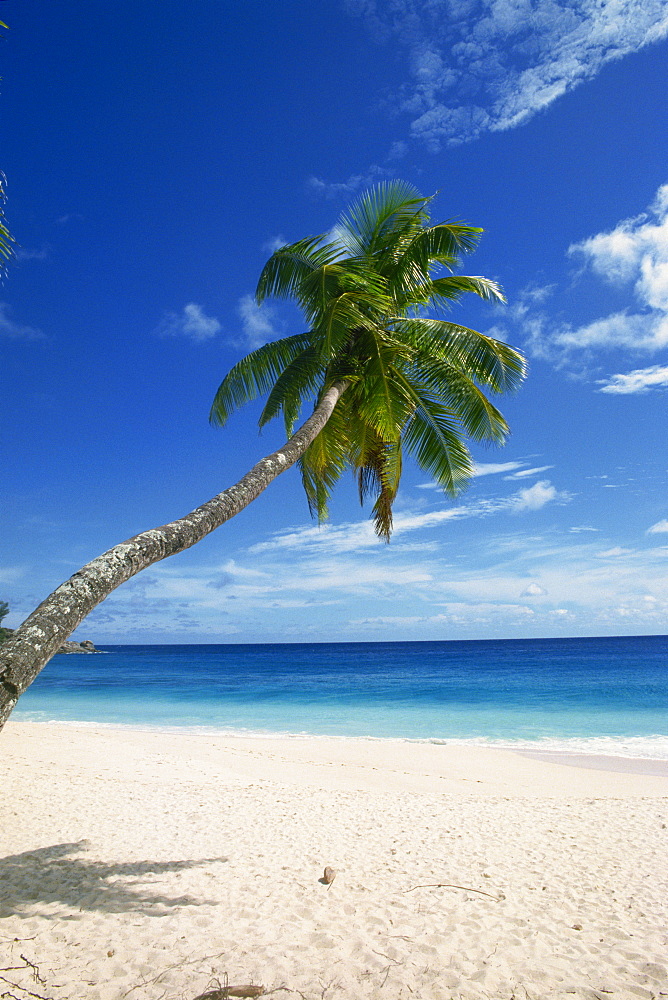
<box><xmin>13</xmin><ymin>635</ymin><xmax>668</xmax><ymax>758</ymax></box>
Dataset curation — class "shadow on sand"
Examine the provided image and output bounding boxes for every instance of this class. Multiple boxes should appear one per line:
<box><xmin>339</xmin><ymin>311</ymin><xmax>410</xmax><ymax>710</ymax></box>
<box><xmin>0</xmin><ymin>840</ymin><xmax>227</xmax><ymax>917</ymax></box>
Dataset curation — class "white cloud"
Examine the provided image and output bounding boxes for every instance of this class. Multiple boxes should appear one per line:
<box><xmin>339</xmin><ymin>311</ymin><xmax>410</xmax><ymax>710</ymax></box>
<box><xmin>237</xmin><ymin>294</ymin><xmax>280</xmax><ymax>349</ymax></box>
<box><xmin>350</xmin><ymin>603</ymin><xmax>536</xmax><ymax>627</ymax></box>
<box><xmin>504</xmin><ymin>465</ymin><xmax>553</xmax><ymax>479</ymax></box>
<box><xmin>597</xmin><ymin>364</ymin><xmax>668</xmax><ymax>394</ymax></box>
<box><xmin>249</xmin><ymin>520</ymin><xmax>380</xmax><ymax>556</ymax></box>
<box><xmin>647</xmin><ymin>519</ymin><xmax>668</xmax><ymax>534</ymax></box>
<box><xmin>84</xmin><ymin>504</ymin><xmax>668</xmax><ymax>640</ymax></box>
<box><xmin>346</xmin><ymin>0</ymin><xmax>668</xmax><ymax>148</ymax></box>
<box><xmin>553</xmin><ymin>311</ymin><xmax>668</xmax><ymax>353</ymax></box>
<box><xmin>156</xmin><ymin>302</ymin><xmax>221</xmax><ymax>343</ymax></box>
<box><xmin>570</xmin><ymin>186</ymin><xmax>668</xmax><ymax>294</ymax></box>
<box><xmin>0</xmin><ymin>303</ymin><xmax>45</xmax><ymax>340</ymax></box>
<box><xmin>417</xmin><ymin>461</ymin><xmax>527</xmax><ymax>486</ymax></box>
<box><xmin>560</xmin><ymin>184</ymin><xmax>668</xmax><ymax>353</ymax></box>
<box><xmin>515</xmin><ymin>184</ymin><xmax>668</xmax><ymax>369</ymax></box>
<box><xmin>251</xmin><ymin>480</ymin><xmax>567</xmax><ymax>555</ymax></box>
<box><xmin>512</xmin><ymin>480</ymin><xmax>558</xmax><ymax>511</ymax></box>
<box><xmin>472</xmin><ymin>460</ymin><xmax>526</xmax><ymax>477</ymax></box>
<box><xmin>521</xmin><ymin>582</ymin><xmax>548</xmax><ymax>597</ymax></box>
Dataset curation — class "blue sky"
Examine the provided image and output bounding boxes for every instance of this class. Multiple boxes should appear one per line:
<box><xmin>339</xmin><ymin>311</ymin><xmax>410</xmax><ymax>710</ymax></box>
<box><xmin>2</xmin><ymin>1</ymin><xmax>668</xmax><ymax>643</ymax></box>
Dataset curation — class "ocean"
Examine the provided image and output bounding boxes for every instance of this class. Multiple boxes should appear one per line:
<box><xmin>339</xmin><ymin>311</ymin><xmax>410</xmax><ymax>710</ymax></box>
<box><xmin>11</xmin><ymin>635</ymin><xmax>668</xmax><ymax>759</ymax></box>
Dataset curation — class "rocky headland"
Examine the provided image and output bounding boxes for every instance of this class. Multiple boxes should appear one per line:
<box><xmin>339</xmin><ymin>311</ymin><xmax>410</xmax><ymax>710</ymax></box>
<box><xmin>1</xmin><ymin>629</ymin><xmax>99</xmax><ymax>654</ymax></box>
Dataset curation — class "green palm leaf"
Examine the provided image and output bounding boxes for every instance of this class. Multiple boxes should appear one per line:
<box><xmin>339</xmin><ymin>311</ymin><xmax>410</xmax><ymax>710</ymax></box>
<box><xmin>210</xmin><ymin>333</ymin><xmax>314</xmax><ymax>426</ymax></box>
<box><xmin>256</xmin><ymin>236</ymin><xmax>342</xmax><ymax>305</ymax></box>
<box><xmin>403</xmin><ymin>395</ymin><xmax>475</xmax><ymax>494</ymax></box>
<box><xmin>392</xmin><ymin>317</ymin><xmax>526</xmax><ymax>393</ymax></box>
<box><xmin>299</xmin><ymin>399</ymin><xmax>351</xmax><ymax>520</ymax></box>
<box><xmin>333</xmin><ymin>180</ymin><xmax>427</xmax><ymax>258</ymax></box>
<box><xmin>211</xmin><ymin>180</ymin><xmax>526</xmax><ymax>535</ymax></box>
<box><xmin>259</xmin><ymin>345</ymin><xmax>324</xmax><ymax>434</ymax></box>
<box><xmin>428</xmin><ymin>274</ymin><xmax>506</xmax><ymax>306</ymax></box>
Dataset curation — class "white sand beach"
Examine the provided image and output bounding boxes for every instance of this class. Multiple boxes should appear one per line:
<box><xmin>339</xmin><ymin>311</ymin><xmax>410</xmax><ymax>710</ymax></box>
<box><xmin>1</xmin><ymin>721</ymin><xmax>667</xmax><ymax>1000</ymax></box>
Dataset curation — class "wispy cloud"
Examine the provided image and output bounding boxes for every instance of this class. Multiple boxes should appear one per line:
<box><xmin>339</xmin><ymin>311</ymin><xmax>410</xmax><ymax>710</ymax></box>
<box><xmin>237</xmin><ymin>294</ymin><xmax>280</xmax><ymax>349</ymax></box>
<box><xmin>307</xmin><ymin>164</ymin><xmax>392</xmax><ymax>199</ymax></box>
<box><xmin>156</xmin><ymin>302</ymin><xmax>221</xmax><ymax>343</ymax></box>
<box><xmin>647</xmin><ymin>519</ymin><xmax>668</xmax><ymax>534</ymax></box>
<box><xmin>251</xmin><ymin>480</ymin><xmax>567</xmax><ymax>555</ymax></box>
<box><xmin>84</xmin><ymin>507</ymin><xmax>668</xmax><ymax>640</ymax></box>
<box><xmin>473</xmin><ymin>460</ymin><xmax>526</xmax><ymax>478</ymax></box>
<box><xmin>15</xmin><ymin>246</ymin><xmax>49</xmax><ymax>262</ymax></box>
<box><xmin>417</xmin><ymin>461</ymin><xmax>528</xmax><ymax>485</ymax></box>
<box><xmin>0</xmin><ymin>303</ymin><xmax>45</xmax><ymax>340</ymax></box>
<box><xmin>350</xmin><ymin>604</ymin><xmax>537</xmax><ymax>628</ymax></box>
<box><xmin>504</xmin><ymin>465</ymin><xmax>553</xmax><ymax>480</ymax></box>
<box><xmin>346</xmin><ymin>0</ymin><xmax>668</xmax><ymax>148</ymax></box>
<box><xmin>597</xmin><ymin>363</ymin><xmax>668</xmax><ymax>394</ymax></box>
<box><xmin>262</xmin><ymin>235</ymin><xmax>288</xmax><ymax>254</ymax></box>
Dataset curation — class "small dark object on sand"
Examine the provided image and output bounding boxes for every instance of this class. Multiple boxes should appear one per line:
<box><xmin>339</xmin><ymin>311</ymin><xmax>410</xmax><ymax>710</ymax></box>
<box><xmin>194</xmin><ymin>986</ymin><xmax>264</xmax><ymax>999</ymax></box>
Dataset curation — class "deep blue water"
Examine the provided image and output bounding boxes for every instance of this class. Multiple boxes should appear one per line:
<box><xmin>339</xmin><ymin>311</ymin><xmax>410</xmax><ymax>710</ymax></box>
<box><xmin>12</xmin><ymin>635</ymin><xmax>668</xmax><ymax>758</ymax></box>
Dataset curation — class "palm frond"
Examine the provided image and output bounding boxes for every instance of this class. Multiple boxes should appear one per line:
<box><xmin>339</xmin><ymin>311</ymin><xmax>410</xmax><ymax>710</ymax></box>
<box><xmin>210</xmin><ymin>333</ymin><xmax>315</xmax><ymax>426</ymax></box>
<box><xmin>311</xmin><ymin>291</ymin><xmax>389</xmax><ymax>361</ymax></box>
<box><xmin>334</xmin><ymin>180</ymin><xmax>427</xmax><ymax>258</ymax></box>
<box><xmin>299</xmin><ymin>400</ymin><xmax>351</xmax><ymax>521</ymax></box>
<box><xmin>391</xmin><ymin>317</ymin><xmax>527</xmax><ymax>393</ymax></box>
<box><xmin>255</xmin><ymin>236</ymin><xmax>342</xmax><ymax>304</ymax></box>
<box><xmin>403</xmin><ymin>395</ymin><xmax>475</xmax><ymax>495</ymax></box>
<box><xmin>411</xmin><ymin>362</ymin><xmax>510</xmax><ymax>444</ymax></box>
<box><xmin>299</xmin><ymin>262</ymin><xmax>391</xmax><ymax>332</ymax></box>
<box><xmin>428</xmin><ymin>274</ymin><xmax>506</xmax><ymax>306</ymax></box>
<box><xmin>349</xmin><ymin>333</ymin><xmax>414</xmax><ymax>441</ymax></box>
<box><xmin>412</xmin><ymin>221</ymin><xmax>482</xmax><ymax>259</ymax></box>
<box><xmin>258</xmin><ymin>345</ymin><xmax>324</xmax><ymax>434</ymax></box>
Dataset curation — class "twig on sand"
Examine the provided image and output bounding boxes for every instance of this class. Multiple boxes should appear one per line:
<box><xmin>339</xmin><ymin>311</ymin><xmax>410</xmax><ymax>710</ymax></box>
<box><xmin>123</xmin><ymin>951</ymin><xmax>230</xmax><ymax>997</ymax></box>
<box><xmin>0</xmin><ymin>975</ymin><xmax>55</xmax><ymax>1000</ymax></box>
<box><xmin>193</xmin><ymin>974</ymin><xmax>265</xmax><ymax>999</ymax></box>
<box><xmin>403</xmin><ymin>882</ymin><xmax>503</xmax><ymax>900</ymax></box>
<box><xmin>194</xmin><ymin>988</ymin><xmax>265</xmax><ymax>999</ymax></box>
<box><xmin>0</xmin><ymin>955</ymin><xmax>54</xmax><ymax>1000</ymax></box>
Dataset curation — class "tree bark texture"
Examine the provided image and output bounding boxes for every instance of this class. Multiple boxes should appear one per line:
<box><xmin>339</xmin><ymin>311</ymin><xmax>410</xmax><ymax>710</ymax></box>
<box><xmin>0</xmin><ymin>382</ymin><xmax>348</xmax><ymax>730</ymax></box>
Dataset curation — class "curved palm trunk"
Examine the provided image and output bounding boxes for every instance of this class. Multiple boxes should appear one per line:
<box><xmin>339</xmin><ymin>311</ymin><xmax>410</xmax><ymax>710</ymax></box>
<box><xmin>0</xmin><ymin>381</ymin><xmax>348</xmax><ymax>730</ymax></box>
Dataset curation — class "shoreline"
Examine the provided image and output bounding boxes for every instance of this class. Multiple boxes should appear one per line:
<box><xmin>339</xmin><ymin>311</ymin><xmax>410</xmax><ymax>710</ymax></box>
<box><xmin>1</xmin><ymin>720</ymin><xmax>667</xmax><ymax>1000</ymax></box>
<box><xmin>3</xmin><ymin>719</ymin><xmax>668</xmax><ymax>794</ymax></box>
<box><xmin>8</xmin><ymin>715</ymin><xmax>668</xmax><ymax>776</ymax></box>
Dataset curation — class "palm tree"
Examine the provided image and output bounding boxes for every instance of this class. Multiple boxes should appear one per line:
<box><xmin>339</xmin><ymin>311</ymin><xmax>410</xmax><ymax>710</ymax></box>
<box><xmin>0</xmin><ymin>181</ymin><xmax>525</xmax><ymax>729</ymax></box>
